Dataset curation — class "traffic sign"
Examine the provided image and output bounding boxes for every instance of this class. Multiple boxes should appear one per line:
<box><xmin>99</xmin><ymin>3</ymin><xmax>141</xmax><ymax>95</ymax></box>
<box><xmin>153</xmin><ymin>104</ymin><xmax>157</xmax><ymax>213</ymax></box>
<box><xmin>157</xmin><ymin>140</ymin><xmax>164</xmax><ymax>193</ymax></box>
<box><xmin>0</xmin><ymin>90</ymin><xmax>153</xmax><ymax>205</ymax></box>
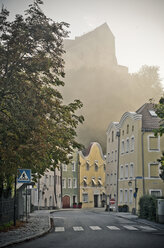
<box><xmin>17</xmin><ymin>169</ymin><xmax>31</xmax><ymax>183</ymax></box>
<box><xmin>109</xmin><ymin>198</ymin><xmax>116</xmax><ymax>205</ymax></box>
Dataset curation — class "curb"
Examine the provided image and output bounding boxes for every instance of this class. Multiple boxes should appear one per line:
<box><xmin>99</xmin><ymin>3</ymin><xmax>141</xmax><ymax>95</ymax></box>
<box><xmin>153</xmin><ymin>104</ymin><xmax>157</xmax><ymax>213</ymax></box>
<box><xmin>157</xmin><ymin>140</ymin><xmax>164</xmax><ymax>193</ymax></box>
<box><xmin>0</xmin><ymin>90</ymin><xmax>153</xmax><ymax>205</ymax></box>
<box><xmin>0</xmin><ymin>217</ymin><xmax>53</xmax><ymax>248</ymax></box>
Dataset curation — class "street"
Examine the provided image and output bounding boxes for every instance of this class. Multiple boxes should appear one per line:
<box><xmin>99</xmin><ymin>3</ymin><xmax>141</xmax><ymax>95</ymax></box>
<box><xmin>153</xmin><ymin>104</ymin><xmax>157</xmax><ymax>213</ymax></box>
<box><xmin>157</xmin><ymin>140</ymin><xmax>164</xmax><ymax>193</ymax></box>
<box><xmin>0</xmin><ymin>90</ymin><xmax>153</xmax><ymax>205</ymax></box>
<box><xmin>10</xmin><ymin>209</ymin><xmax>164</xmax><ymax>248</ymax></box>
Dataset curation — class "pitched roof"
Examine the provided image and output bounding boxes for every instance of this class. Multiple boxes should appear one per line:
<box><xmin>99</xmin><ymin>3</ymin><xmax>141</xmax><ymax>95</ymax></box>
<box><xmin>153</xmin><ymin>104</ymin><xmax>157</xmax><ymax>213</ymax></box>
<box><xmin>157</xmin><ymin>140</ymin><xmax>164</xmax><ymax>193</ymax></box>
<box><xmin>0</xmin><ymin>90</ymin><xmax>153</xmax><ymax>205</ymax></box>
<box><xmin>136</xmin><ymin>103</ymin><xmax>160</xmax><ymax>131</ymax></box>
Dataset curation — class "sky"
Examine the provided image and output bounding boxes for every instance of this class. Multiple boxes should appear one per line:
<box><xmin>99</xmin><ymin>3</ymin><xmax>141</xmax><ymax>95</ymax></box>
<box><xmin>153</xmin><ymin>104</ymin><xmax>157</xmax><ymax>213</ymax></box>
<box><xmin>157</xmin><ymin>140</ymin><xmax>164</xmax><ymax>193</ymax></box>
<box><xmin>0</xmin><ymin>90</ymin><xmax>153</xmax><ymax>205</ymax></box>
<box><xmin>1</xmin><ymin>0</ymin><xmax>164</xmax><ymax>86</ymax></box>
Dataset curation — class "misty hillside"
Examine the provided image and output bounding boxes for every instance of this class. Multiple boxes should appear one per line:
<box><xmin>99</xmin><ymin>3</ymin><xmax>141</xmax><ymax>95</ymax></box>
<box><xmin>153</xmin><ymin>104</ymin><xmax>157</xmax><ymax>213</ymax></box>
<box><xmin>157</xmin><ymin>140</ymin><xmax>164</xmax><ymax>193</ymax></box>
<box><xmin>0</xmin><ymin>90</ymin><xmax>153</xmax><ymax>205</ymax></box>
<box><xmin>61</xmin><ymin>23</ymin><xmax>162</xmax><ymax>152</ymax></box>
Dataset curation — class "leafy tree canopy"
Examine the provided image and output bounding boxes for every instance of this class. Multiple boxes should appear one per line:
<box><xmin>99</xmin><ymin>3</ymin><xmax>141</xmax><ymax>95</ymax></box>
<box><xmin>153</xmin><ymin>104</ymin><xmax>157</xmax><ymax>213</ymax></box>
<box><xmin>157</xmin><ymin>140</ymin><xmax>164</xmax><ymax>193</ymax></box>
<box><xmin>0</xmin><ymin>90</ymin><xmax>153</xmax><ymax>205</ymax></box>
<box><xmin>0</xmin><ymin>0</ymin><xmax>84</xmax><ymax>191</ymax></box>
<box><xmin>154</xmin><ymin>96</ymin><xmax>164</xmax><ymax>180</ymax></box>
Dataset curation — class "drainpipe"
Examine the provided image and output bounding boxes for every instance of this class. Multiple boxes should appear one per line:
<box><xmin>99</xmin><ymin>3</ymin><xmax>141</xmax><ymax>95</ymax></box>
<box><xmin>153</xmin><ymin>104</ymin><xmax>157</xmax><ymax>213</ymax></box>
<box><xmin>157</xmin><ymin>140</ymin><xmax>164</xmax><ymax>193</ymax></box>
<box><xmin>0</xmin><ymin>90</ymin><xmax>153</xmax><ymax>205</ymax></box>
<box><xmin>116</xmin><ymin>130</ymin><xmax>120</xmax><ymax>212</ymax></box>
<box><xmin>141</xmin><ymin>131</ymin><xmax>145</xmax><ymax>195</ymax></box>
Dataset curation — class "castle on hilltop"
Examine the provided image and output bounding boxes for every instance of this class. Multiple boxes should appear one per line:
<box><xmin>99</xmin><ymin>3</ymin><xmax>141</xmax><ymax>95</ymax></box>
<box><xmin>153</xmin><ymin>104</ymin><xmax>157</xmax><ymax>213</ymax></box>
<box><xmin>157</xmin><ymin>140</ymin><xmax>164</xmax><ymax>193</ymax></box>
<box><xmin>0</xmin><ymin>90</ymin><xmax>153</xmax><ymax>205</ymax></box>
<box><xmin>64</xmin><ymin>23</ymin><xmax>128</xmax><ymax>74</ymax></box>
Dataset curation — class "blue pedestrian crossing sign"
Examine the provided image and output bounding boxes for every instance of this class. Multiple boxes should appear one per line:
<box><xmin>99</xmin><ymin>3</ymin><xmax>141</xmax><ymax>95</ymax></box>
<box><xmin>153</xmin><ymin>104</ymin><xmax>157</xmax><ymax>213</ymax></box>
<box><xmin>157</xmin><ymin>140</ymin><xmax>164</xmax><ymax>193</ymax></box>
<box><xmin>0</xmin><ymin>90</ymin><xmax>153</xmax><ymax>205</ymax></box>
<box><xmin>17</xmin><ymin>169</ymin><xmax>31</xmax><ymax>183</ymax></box>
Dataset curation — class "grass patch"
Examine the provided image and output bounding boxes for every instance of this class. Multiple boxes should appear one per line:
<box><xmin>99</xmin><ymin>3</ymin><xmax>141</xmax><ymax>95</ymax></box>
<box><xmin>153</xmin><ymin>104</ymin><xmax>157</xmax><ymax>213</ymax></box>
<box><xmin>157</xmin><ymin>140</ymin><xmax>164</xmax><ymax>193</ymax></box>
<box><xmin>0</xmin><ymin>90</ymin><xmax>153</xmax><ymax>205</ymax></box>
<box><xmin>0</xmin><ymin>220</ymin><xmax>25</xmax><ymax>232</ymax></box>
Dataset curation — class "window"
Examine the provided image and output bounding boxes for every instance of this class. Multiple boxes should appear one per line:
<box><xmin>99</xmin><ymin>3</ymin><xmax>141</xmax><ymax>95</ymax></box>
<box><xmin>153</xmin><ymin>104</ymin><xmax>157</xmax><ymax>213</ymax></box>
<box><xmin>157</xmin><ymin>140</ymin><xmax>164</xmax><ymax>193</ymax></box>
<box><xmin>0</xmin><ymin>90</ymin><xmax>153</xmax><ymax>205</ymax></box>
<box><xmin>106</xmin><ymin>174</ymin><xmax>109</xmax><ymax>185</ymax></box>
<box><xmin>120</xmin><ymin>190</ymin><xmax>123</xmax><ymax>203</ymax></box>
<box><xmin>95</xmin><ymin>161</ymin><xmax>98</xmax><ymax>171</ymax></box>
<box><xmin>83</xmin><ymin>176</ymin><xmax>87</xmax><ymax>187</ymax></box>
<box><xmin>131</xmin><ymin>137</ymin><xmax>135</xmax><ymax>152</ymax></box>
<box><xmin>122</xmin><ymin>130</ymin><xmax>124</xmax><ymax>136</ymax></box>
<box><xmin>62</xmin><ymin>178</ymin><xmax>66</xmax><ymax>188</ymax></box>
<box><xmin>114</xmin><ymin>173</ymin><xmax>117</xmax><ymax>185</ymax></box>
<box><xmin>107</xmin><ymin>153</ymin><xmax>110</xmax><ymax>163</ymax></box>
<box><xmin>68</xmin><ymin>178</ymin><xmax>72</xmax><ymax>188</ymax></box>
<box><xmin>44</xmin><ymin>174</ymin><xmax>48</xmax><ymax>185</ymax></box>
<box><xmin>49</xmin><ymin>175</ymin><xmax>51</xmax><ymax>186</ymax></box>
<box><xmin>127</xmin><ymin>124</ymin><xmax>129</xmax><ymax>134</ymax></box>
<box><xmin>126</xmin><ymin>138</ymin><xmax>129</xmax><ymax>153</ymax></box>
<box><xmin>150</xmin><ymin>190</ymin><xmax>161</xmax><ymax>197</ymax></box>
<box><xmin>73</xmin><ymin>178</ymin><xmax>77</xmax><ymax>188</ymax></box>
<box><xmin>129</xmin><ymin>163</ymin><xmax>134</xmax><ymax>178</ymax></box>
<box><xmin>63</xmin><ymin>164</ymin><xmax>67</xmax><ymax>171</ymax></box>
<box><xmin>72</xmin><ymin>162</ymin><xmax>75</xmax><ymax>171</ymax></box>
<box><xmin>148</xmin><ymin>135</ymin><xmax>160</xmax><ymax>151</ymax></box>
<box><xmin>111</xmin><ymin>151</ymin><xmax>114</xmax><ymax>162</ymax></box>
<box><xmin>149</xmin><ymin>163</ymin><xmax>159</xmax><ymax>178</ymax></box>
<box><xmin>92</xmin><ymin>177</ymin><xmax>96</xmax><ymax>186</ymax></box>
<box><xmin>112</xmin><ymin>131</ymin><xmax>114</xmax><ymax>142</ymax></box>
<box><xmin>149</xmin><ymin>110</ymin><xmax>157</xmax><ymax>117</ymax></box>
<box><xmin>121</xmin><ymin>140</ymin><xmax>125</xmax><ymax>154</ymax></box>
<box><xmin>83</xmin><ymin>193</ymin><xmax>88</xmax><ymax>203</ymax></box>
<box><xmin>110</xmin><ymin>174</ymin><xmax>113</xmax><ymax>185</ymax></box>
<box><xmin>115</xmin><ymin>150</ymin><xmax>117</xmax><ymax>162</ymax></box>
<box><xmin>86</xmin><ymin>161</ymin><xmax>90</xmax><ymax>171</ymax></box>
<box><xmin>132</xmin><ymin>125</ymin><xmax>134</xmax><ymax>132</ymax></box>
<box><xmin>120</xmin><ymin>165</ymin><xmax>124</xmax><ymax>179</ymax></box>
<box><xmin>124</xmin><ymin>190</ymin><xmax>128</xmax><ymax>203</ymax></box>
<box><xmin>125</xmin><ymin>164</ymin><xmax>128</xmax><ymax>179</ymax></box>
<box><xmin>129</xmin><ymin>189</ymin><xmax>133</xmax><ymax>204</ymax></box>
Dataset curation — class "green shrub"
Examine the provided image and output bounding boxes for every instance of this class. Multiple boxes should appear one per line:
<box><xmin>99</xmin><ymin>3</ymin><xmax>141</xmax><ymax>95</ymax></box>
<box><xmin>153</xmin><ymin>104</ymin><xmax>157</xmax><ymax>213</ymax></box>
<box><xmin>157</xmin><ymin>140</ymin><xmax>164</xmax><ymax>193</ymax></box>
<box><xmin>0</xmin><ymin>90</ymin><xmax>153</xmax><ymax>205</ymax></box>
<box><xmin>139</xmin><ymin>195</ymin><xmax>156</xmax><ymax>221</ymax></box>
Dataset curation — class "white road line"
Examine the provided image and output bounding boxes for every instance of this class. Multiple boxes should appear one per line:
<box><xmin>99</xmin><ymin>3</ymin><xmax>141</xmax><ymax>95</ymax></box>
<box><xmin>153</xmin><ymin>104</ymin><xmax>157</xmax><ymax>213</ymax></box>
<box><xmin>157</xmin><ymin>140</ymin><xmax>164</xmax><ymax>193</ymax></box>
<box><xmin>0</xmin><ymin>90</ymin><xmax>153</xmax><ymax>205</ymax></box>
<box><xmin>89</xmin><ymin>226</ymin><xmax>102</xmax><ymax>230</ymax></box>
<box><xmin>107</xmin><ymin>226</ymin><xmax>120</xmax><ymax>230</ymax></box>
<box><xmin>139</xmin><ymin>226</ymin><xmax>157</xmax><ymax>231</ymax></box>
<box><xmin>123</xmin><ymin>225</ymin><xmax>138</xmax><ymax>231</ymax></box>
<box><xmin>73</xmin><ymin>226</ymin><xmax>84</xmax><ymax>231</ymax></box>
<box><xmin>55</xmin><ymin>227</ymin><xmax>65</xmax><ymax>232</ymax></box>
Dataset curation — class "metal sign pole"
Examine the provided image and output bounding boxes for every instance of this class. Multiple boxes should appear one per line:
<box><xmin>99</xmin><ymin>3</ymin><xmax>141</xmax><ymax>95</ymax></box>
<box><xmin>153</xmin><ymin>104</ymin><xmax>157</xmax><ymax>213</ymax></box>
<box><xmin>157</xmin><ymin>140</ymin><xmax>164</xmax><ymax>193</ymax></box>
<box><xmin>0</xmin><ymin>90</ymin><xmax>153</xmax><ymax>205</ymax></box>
<box><xmin>26</xmin><ymin>184</ymin><xmax>28</xmax><ymax>222</ymax></box>
<box><xmin>14</xmin><ymin>176</ymin><xmax>17</xmax><ymax>226</ymax></box>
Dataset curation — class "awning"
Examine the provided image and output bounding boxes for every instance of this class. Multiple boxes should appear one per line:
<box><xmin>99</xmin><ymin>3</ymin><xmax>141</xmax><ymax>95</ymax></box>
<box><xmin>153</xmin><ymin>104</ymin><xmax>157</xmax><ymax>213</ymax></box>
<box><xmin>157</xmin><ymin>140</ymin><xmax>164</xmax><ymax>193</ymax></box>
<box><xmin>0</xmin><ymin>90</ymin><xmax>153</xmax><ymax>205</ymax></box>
<box><xmin>98</xmin><ymin>180</ymin><xmax>103</xmax><ymax>185</ymax></box>
<box><xmin>92</xmin><ymin>179</ymin><xmax>96</xmax><ymax>185</ymax></box>
<box><xmin>83</xmin><ymin>178</ymin><xmax>87</xmax><ymax>184</ymax></box>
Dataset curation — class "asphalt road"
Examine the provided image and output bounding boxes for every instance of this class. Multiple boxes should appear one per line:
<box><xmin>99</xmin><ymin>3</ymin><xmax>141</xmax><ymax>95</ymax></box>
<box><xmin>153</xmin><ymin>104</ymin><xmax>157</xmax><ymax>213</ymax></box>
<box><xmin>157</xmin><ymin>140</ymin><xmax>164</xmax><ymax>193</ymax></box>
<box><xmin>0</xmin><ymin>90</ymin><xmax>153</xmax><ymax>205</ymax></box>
<box><xmin>11</xmin><ymin>209</ymin><xmax>164</xmax><ymax>248</ymax></box>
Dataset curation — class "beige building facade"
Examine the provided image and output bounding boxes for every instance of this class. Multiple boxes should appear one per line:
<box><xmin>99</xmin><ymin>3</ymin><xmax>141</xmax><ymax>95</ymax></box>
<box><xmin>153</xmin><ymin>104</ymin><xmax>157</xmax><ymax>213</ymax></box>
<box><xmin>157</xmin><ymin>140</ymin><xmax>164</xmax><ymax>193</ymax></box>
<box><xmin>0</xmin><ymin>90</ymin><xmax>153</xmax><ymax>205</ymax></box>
<box><xmin>106</xmin><ymin>103</ymin><xmax>164</xmax><ymax>213</ymax></box>
<box><xmin>79</xmin><ymin>142</ymin><xmax>106</xmax><ymax>208</ymax></box>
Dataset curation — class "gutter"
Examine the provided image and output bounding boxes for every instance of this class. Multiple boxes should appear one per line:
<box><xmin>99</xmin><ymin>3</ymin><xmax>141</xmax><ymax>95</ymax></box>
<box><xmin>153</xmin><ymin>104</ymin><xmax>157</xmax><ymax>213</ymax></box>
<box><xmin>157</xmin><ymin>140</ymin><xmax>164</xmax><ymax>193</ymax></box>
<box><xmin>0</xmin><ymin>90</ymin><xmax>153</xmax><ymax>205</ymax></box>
<box><xmin>141</xmin><ymin>131</ymin><xmax>145</xmax><ymax>195</ymax></box>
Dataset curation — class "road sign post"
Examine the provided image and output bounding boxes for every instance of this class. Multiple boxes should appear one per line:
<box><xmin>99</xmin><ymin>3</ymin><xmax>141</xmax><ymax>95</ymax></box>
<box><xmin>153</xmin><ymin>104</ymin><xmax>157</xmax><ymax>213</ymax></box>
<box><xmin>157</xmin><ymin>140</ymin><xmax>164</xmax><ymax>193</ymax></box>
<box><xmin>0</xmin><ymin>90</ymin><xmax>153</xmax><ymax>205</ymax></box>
<box><xmin>17</xmin><ymin>169</ymin><xmax>31</xmax><ymax>222</ymax></box>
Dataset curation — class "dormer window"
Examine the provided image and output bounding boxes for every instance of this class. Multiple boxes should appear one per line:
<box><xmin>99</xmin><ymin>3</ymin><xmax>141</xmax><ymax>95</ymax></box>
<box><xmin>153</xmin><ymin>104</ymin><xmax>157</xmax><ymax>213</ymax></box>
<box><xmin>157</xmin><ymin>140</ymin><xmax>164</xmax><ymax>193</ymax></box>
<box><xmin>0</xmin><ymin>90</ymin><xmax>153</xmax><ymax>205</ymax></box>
<box><xmin>149</xmin><ymin>110</ymin><xmax>157</xmax><ymax>117</ymax></box>
<box><xmin>86</xmin><ymin>161</ymin><xmax>90</xmax><ymax>171</ymax></box>
<box><xmin>95</xmin><ymin>161</ymin><xmax>98</xmax><ymax>171</ymax></box>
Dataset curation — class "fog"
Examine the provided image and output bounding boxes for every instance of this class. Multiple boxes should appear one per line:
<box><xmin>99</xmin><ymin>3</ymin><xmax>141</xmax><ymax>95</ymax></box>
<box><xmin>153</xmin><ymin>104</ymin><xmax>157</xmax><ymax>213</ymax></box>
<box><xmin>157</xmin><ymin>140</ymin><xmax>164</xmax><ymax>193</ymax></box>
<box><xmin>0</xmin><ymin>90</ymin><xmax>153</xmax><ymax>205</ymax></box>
<box><xmin>61</xmin><ymin>24</ymin><xmax>163</xmax><ymax>152</ymax></box>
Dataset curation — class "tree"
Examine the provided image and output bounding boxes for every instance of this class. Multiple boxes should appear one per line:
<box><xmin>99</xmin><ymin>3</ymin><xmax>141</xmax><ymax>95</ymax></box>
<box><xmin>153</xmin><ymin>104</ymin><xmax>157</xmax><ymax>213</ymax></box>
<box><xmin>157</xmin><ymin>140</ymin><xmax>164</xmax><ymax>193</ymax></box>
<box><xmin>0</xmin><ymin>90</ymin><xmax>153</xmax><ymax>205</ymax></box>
<box><xmin>0</xmin><ymin>0</ymin><xmax>84</xmax><ymax>195</ymax></box>
<box><xmin>154</xmin><ymin>97</ymin><xmax>164</xmax><ymax>181</ymax></box>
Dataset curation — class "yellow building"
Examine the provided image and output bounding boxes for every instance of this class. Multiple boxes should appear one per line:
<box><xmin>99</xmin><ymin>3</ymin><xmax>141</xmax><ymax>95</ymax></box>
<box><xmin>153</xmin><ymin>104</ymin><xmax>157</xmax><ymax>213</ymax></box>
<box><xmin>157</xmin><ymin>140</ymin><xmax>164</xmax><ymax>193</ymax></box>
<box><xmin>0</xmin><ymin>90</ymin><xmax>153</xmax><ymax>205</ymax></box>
<box><xmin>106</xmin><ymin>103</ymin><xmax>164</xmax><ymax>213</ymax></box>
<box><xmin>79</xmin><ymin>142</ymin><xmax>106</xmax><ymax>208</ymax></box>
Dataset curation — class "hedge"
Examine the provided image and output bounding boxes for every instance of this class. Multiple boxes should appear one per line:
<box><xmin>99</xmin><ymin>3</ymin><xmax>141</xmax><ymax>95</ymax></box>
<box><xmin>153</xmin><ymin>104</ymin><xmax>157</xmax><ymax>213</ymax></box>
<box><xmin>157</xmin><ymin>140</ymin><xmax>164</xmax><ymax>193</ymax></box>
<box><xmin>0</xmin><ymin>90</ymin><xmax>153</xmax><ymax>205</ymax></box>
<box><xmin>139</xmin><ymin>195</ymin><xmax>156</xmax><ymax>221</ymax></box>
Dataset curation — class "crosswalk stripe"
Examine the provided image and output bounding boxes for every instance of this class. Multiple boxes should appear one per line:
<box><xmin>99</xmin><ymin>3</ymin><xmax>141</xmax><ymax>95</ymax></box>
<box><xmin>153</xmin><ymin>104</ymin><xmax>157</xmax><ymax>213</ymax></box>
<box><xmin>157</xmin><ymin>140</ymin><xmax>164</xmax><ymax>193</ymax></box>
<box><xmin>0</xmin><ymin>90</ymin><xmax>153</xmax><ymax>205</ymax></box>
<box><xmin>107</xmin><ymin>226</ymin><xmax>120</xmax><ymax>230</ymax></box>
<box><xmin>89</xmin><ymin>226</ymin><xmax>102</xmax><ymax>230</ymax></box>
<box><xmin>139</xmin><ymin>226</ymin><xmax>157</xmax><ymax>231</ymax></box>
<box><xmin>55</xmin><ymin>227</ymin><xmax>65</xmax><ymax>232</ymax></box>
<box><xmin>123</xmin><ymin>225</ymin><xmax>138</xmax><ymax>231</ymax></box>
<box><xmin>73</xmin><ymin>226</ymin><xmax>84</xmax><ymax>231</ymax></box>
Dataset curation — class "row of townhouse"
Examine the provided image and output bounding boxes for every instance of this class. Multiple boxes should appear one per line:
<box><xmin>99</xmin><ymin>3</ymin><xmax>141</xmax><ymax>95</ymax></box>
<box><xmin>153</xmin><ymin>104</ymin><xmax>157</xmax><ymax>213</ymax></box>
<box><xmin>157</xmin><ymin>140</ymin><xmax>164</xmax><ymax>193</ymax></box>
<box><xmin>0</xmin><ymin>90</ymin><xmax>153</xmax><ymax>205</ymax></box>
<box><xmin>31</xmin><ymin>142</ymin><xmax>106</xmax><ymax>210</ymax></box>
<box><xmin>106</xmin><ymin>103</ymin><xmax>164</xmax><ymax>213</ymax></box>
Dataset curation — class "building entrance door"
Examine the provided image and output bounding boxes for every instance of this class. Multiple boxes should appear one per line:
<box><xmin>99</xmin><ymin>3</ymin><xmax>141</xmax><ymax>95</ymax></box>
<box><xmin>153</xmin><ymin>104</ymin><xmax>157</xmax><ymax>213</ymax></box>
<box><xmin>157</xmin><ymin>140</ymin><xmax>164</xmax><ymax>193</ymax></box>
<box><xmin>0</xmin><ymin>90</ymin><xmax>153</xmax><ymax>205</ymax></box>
<box><xmin>94</xmin><ymin>195</ymin><xmax>98</xmax><ymax>207</ymax></box>
<box><xmin>62</xmin><ymin>195</ymin><xmax>70</xmax><ymax>208</ymax></box>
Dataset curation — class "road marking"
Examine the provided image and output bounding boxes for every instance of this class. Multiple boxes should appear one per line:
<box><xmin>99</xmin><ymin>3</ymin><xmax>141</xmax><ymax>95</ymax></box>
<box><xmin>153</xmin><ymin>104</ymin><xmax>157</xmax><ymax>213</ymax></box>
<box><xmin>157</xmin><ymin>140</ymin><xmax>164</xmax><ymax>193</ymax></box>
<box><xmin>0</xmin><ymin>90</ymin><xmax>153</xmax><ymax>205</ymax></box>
<box><xmin>55</xmin><ymin>227</ymin><xmax>65</xmax><ymax>232</ymax></box>
<box><xmin>139</xmin><ymin>226</ymin><xmax>157</xmax><ymax>231</ymax></box>
<box><xmin>89</xmin><ymin>226</ymin><xmax>102</xmax><ymax>230</ymax></box>
<box><xmin>123</xmin><ymin>225</ymin><xmax>138</xmax><ymax>231</ymax></box>
<box><xmin>107</xmin><ymin>226</ymin><xmax>120</xmax><ymax>230</ymax></box>
<box><xmin>73</xmin><ymin>226</ymin><xmax>84</xmax><ymax>231</ymax></box>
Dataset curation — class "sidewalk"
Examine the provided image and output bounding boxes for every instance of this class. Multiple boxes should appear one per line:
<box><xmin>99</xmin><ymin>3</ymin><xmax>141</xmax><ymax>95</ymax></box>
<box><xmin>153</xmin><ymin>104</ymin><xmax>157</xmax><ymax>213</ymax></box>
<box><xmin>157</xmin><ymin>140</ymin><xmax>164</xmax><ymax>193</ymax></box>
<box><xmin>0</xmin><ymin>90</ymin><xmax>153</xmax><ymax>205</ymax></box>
<box><xmin>111</xmin><ymin>211</ymin><xmax>164</xmax><ymax>230</ymax></box>
<box><xmin>0</xmin><ymin>211</ymin><xmax>52</xmax><ymax>248</ymax></box>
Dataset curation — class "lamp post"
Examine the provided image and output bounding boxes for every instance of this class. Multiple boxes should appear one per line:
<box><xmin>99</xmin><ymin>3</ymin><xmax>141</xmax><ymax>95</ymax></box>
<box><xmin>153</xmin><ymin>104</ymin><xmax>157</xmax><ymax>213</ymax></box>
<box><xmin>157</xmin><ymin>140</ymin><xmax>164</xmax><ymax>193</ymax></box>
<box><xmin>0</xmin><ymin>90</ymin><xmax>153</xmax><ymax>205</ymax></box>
<box><xmin>128</xmin><ymin>177</ymin><xmax>142</xmax><ymax>214</ymax></box>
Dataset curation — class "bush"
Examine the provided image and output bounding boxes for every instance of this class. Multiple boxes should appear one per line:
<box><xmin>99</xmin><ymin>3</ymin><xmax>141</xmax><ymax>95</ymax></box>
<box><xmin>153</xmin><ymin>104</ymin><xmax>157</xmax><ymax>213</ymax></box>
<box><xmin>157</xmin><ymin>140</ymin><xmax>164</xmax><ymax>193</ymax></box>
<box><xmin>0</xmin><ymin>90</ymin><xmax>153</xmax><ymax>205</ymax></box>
<box><xmin>139</xmin><ymin>195</ymin><xmax>156</xmax><ymax>221</ymax></box>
